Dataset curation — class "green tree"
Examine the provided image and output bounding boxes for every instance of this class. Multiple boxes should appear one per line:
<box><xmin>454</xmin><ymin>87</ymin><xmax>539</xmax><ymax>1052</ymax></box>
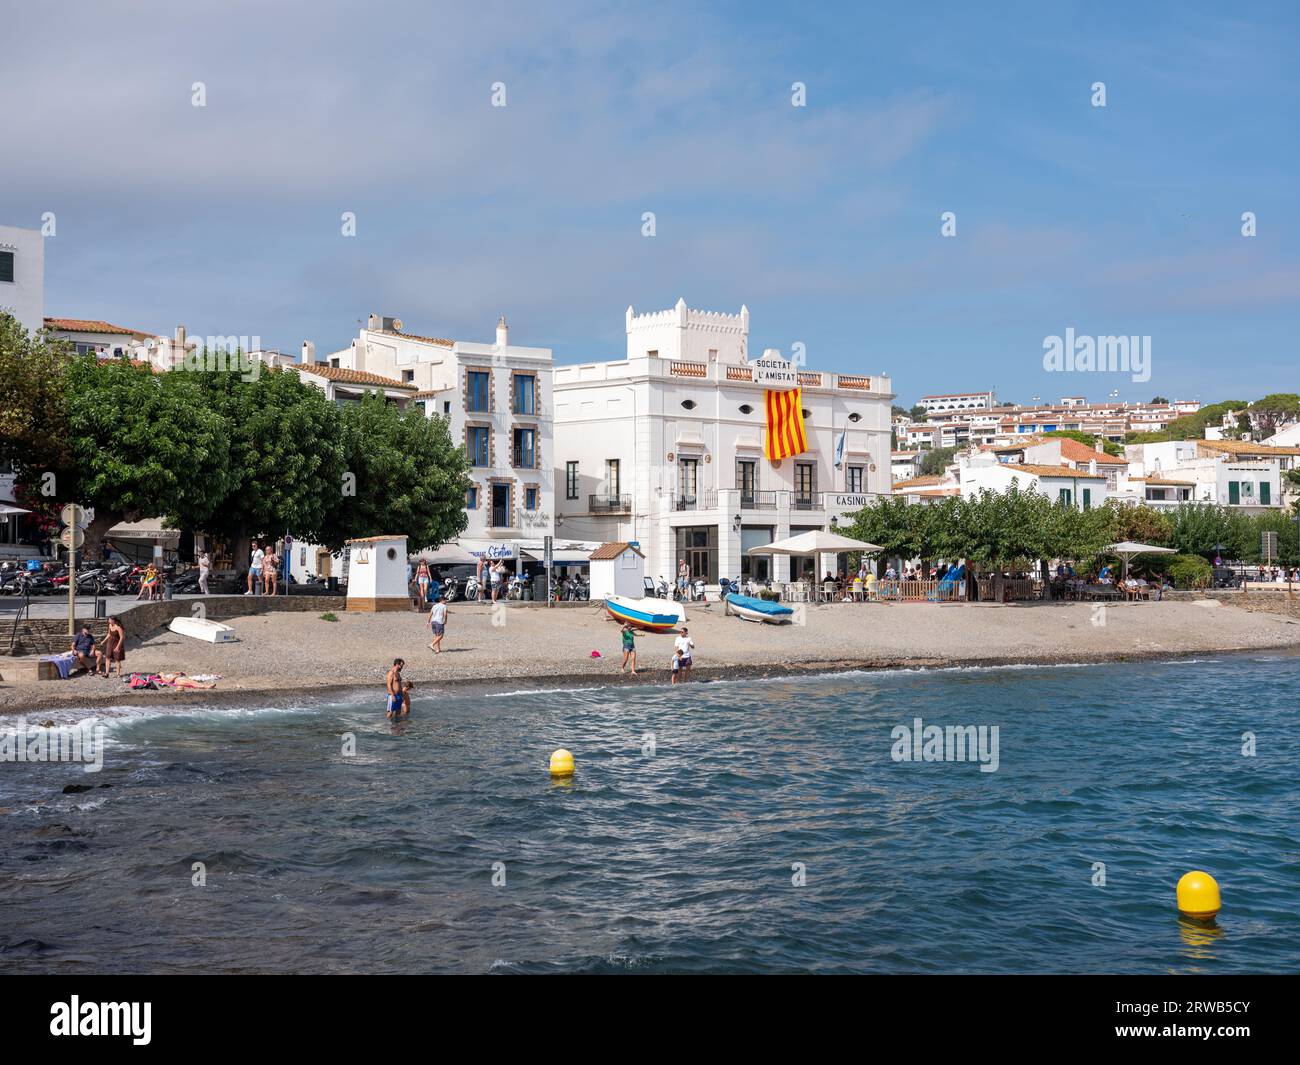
<box><xmin>193</xmin><ymin>363</ymin><xmax>348</xmax><ymax>562</ymax></box>
<box><xmin>0</xmin><ymin>314</ymin><xmax>70</xmax><ymax>475</ymax></box>
<box><xmin>919</xmin><ymin>446</ymin><xmax>957</xmax><ymax>476</ymax></box>
<box><xmin>1102</xmin><ymin>501</ymin><xmax>1173</xmax><ymax>545</ymax></box>
<box><xmin>908</xmin><ymin>404</ymin><xmax>928</xmax><ymax>422</ymax></box>
<box><xmin>57</xmin><ymin>355</ymin><xmax>232</xmax><ymax>559</ymax></box>
<box><xmin>320</xmin><ymin>394</ymin><xmax>471</xmax><ymax>551</ymax></box>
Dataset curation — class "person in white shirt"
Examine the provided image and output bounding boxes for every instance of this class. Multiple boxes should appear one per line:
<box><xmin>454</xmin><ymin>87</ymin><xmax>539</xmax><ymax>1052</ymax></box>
<box><xmin>673</xmin><ymin>627</ymin><xmax>695</xmax><ymax>681</ymax></box>
<box><xmin>198</xmin><ymin>551</ymin><xmax>211</xmax><ymax>595</ymax></box>
<box><xmin>428</xmin><ymin>595</ymin><xmax>448</xmax><ymax>653</ymax></box>
<box><xmin>246</xmin><ymin>541</ymin><xmax>265</xmax><ymax>596</ymax></box>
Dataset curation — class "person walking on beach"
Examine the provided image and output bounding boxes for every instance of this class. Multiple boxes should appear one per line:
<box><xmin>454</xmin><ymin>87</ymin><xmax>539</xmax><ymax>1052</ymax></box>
<box><xmin>263</xmin><ymin>545</ymin><xmax>279</xmax><ymax>596</ymax></box>
<box><xmin>385</xmin><ymin>658</ymin><xmax>407</xmax><ymax>719</ymax></box>
<box><xmin>428</xmin><ymin>594</ymin><xmax>448</xmax><ymax>653</ymax></box>
<box><xmin>96</xmin><ymin>616</ymin><xmax>126</xmax><ymax>678</ymax></box>
<box><xmin>673</xmin><ymin>626</ymin><xmax>695</xmax><ymax>681</ymax></box>
<box><xmin>677</xmin><ymin>557</ymin><xmax>690</xmax><ymax>600</ymax></box>
<box><xmin>198</xmin><ymin>550</ymin><xmax>211</xmax><ymax>595</ymax></box>
<box><xmin>619</xmin><ymin>622</ymin><xmax>638</xmax><ymax>675</ymax></box>
<box><xmin>415</xmin><ymin>559</ymin><xmax>431</xmax><ymax>604</ymax></box>
<box><xmin>246</xmin><ymin>540</ymin><xmax>264</xmax><ymax>596</ymax></box>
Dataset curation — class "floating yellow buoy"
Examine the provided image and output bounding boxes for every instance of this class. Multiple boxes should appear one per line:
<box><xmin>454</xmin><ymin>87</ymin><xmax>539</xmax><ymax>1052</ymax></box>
<box><xmin>549</xmin><ymin>748</ymin><xmax>575</xmax><ymax>777</ymax></box>
<box><xmin>1176</xmin><ymin>870</ymin><xmax>1221</xmax><ymax>920</ymax></box>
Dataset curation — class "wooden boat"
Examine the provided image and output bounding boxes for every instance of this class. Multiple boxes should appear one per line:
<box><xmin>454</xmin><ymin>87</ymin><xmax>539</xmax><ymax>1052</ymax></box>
<box><xmin>168</xmin><ymin>616</ymin><xmax>237</xmax><ymax>643</ymax></box>
<box><xmin>724</xmin><ymin>592</ymin><xmax>794</xmax><ymax>624</ymax></box>
<box><xmin>603</xmin><ymin>594</ymin><xmax>685</xmax><ymax>633</ymax></box>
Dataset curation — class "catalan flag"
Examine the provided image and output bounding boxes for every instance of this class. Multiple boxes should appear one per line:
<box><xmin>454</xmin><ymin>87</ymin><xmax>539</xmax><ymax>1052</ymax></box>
<box><xmin>764</xmin><ymin>387</ymin><xmax>808</xmax><ymax>461</ymax></box>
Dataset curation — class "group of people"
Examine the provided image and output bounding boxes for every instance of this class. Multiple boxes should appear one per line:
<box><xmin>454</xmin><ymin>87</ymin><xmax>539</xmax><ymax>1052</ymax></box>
<box><xmin>618</xmin><ymin>622</ymin><xmax>695</xmax><ymax>683</ymax></box>
<box><xmin>69</xmin><ymin>616</ymin><xmax>127</xmax><ymax>678</ymax></box>
<box><xmin>244</xmin><ymin>540</ymin><xmax>279</xmax><ymax>596</ymax></box>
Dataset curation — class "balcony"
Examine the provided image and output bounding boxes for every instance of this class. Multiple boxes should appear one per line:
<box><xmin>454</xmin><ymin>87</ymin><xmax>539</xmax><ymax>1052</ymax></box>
<box><xmin>589</xmin><ymin>493</ymin><xmax>631</xmax><ymax>514</ymax></box>
<box><xmin>740</xmin><ymin>490</ymin><xmax>777</xmax><ymax>510</ymax></box>
<box><xmin>792</xmin><ymin>492</ymin><xmax>823</xmax><ymax>511</ymax></box>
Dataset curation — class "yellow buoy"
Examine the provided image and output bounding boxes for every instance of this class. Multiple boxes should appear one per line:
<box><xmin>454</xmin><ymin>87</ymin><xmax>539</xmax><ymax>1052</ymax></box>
<box><xmin>1176</xmin><ymin>870</ymin><xmax>1221</xmax><ymax>920</ymax></box>
<box><xmin>549</xmin><ymin>748</ymin><xmax>575</xmax><ymax>777</ymax></box>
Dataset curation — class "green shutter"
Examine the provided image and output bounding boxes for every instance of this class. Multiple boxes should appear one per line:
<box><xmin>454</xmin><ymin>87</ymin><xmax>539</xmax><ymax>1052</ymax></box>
<box><xmin>1260</xmin><ymin>481</ymin><xmax>1271</xmax><ymax>505</ymax></box>
<box><xmin>1228</xmin><ymin>481</ymin><xmax>1240</xmax><ymax>505</ymax></box>
<box><xmin>1083</xmin><ymin>488</ymin><xmax>1092</xmax><ymax>510</ymax></box>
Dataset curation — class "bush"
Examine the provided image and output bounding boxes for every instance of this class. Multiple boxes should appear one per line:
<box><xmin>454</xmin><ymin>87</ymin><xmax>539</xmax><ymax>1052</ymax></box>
<box><xmin>1167</xmin><ymin>554</ymin><xmax>1212</xmax><ymax>590</ymax></box>
<box><xmin>320</xmin><ymin>612</ymin><xmax>339</xmax><ymax>622</ymax></box>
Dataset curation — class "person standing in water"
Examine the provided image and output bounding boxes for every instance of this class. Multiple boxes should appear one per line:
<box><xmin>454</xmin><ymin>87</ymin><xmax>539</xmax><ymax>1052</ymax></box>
<box><xmin>619</xmin><ymin>621</ymin><xmax>638</xmax><ymax>675</ymax></box>
<box><xmin>385</xmin><ymin>658</ymin><xmax>406</xmax><ymax>719</ymax></box>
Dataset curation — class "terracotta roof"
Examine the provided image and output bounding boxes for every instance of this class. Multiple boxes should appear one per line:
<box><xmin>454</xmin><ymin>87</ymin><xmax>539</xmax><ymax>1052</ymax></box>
<box><xmin>1002</xmin><ymin>463</ymin><xmax>1107</xmax><ymax>480</ymax></box>
<box><xmin>1133</xmin><ymin>477</ymin><xmax>1196</xmax><ymax>486</ymax></box>
<box><xmin>1049</xmin><ymin>438</ymin><xmax>1128</xmax><ymax>466</ymax></box>
<box><xmin>893</xmin><ymin>475</ymin><xmax>945</xmax><ymax>489</ymax></box>
<box><xmin>296</xmin><ymin>364</ymin><xmax>417</xmax><ymax>390</ymax></box>
<box><xmin>44</xmin><ymin>317</ymin><xmax>150</xmax><ymax>337</ymax></box>
<box><xmin>589</xmin><ymin>541</ymin><xmax>644</xmax><ymax>560</ymax></box>
<box><xmin>1196</xmin><ymin>439</ymin><xmax>1300</xmax><ymax>457</ymax></box>
<box><xmin>377</xmin><ymin>328</ymin><xmax>454</xmax><ymax>347</ymax></box>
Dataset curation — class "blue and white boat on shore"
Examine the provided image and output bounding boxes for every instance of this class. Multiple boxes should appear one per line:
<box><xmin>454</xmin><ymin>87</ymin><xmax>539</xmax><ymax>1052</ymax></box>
<box><xmin>724</xmin><ymin>593</ymin><xmax>795</xmax><ymax>624</ymax></box>
<box><xmin>604</xmin><ymin>594</ymin><xmax>686</xmax><ymax>633</ymax></box>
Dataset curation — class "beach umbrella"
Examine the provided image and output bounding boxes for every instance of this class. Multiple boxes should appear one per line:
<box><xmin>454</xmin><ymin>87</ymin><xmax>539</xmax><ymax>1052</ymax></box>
<box><xmin>747</xmin><ymin>529</ymin><xmax>883</xmax><ymax>555</ymax></box>
<box><xmin>1105</xmin><ymin>540</ymin><xmax>1176</xmax><ymax>581</ymax></box>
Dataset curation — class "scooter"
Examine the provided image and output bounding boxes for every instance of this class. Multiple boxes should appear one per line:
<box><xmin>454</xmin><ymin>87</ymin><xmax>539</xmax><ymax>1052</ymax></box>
<box><xmin>655</xmin><ymin>576</ymin><xmax>671</xmax><ymax>599</ymax></box>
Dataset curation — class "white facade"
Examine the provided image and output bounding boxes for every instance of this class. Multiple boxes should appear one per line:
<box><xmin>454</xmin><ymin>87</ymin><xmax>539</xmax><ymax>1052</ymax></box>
<box><xmin>588</xmin><ymin>543</ymin><xmax>645</xmax><ymax>600</ymax></box>
<box><xmin>1123</xmin><ymin>441</ymin><xmax>1284</xmax><ymax>511</ymax></box>
<box><xmin>328</xmin><ymin>314</ymin><xmax>555</xmax><ymax>550</ymax></box>
<box><xmin>0</xmin><ymin>224</ymin><xmax>44</xmax><ymax>334</ymax></box>
<box><xmin>919</xmin><ymin>390</ymin><xmax>996</xmax><ymax>414</ymax></box>
<box><xmin>959</xmin><ymin>460</ymin><xmax>1110</xmax><ymax>509</ymax></box>
<box><xmin>344</xmin><ymin>535</ymin><xmax>409</xmax><ymax>611</ymax></box>
<box><xmin>553</xmin><ymin>300</ymin><xmax>894</xmax><ymax>584</ymax></box>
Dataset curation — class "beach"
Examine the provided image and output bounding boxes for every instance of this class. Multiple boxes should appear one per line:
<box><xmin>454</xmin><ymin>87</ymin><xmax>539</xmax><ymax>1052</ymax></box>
<box><xmin>3</xmin><ymin>596</ymin><xmax>1299</xmax><ymax>713</ymax></box>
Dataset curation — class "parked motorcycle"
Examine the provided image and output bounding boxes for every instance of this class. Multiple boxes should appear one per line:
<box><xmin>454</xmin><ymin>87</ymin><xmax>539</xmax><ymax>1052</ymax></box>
<box><xmin>506</xmin><ymin>574</ymin><xmax>532</xmax><ymax>601</ymax></box>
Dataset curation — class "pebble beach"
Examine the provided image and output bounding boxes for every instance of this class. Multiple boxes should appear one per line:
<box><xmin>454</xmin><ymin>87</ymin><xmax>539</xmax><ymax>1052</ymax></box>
<box><xmin>3</xmin><ymin>596</ymin><xmax>1300</xmax><ymax>714</ymax></box>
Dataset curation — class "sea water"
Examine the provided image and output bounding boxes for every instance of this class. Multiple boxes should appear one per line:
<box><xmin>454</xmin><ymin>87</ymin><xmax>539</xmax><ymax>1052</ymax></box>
<box><xmin>1</xmin><ymin>656</ymin><xmax>1298</xmax><ymax>974</ymax></box>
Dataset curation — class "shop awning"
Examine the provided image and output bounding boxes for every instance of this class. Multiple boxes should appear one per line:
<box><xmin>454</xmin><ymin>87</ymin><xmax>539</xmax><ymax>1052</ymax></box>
<box><xmin>522</xmin><ymin>548</ymin><xmax>592</xmax><ymax>563</ymax></box>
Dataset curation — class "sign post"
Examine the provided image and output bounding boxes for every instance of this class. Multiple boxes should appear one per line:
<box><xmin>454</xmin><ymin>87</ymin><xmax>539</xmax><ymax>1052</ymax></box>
<box><xmin>59</xmin><ymin>504</ymin><xmax>86</xmax><ymax>636</ymax></box>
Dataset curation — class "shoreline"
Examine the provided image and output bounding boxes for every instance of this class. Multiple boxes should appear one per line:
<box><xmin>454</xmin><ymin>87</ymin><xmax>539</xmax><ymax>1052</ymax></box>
<box><xmin>5</xmin><ymin>640</ymin><xmax>1300</xmax><ymax>716</ymax></box>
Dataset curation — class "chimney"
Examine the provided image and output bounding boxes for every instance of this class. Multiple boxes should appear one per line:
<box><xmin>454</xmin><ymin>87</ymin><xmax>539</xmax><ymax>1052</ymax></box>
<box><xmin>174</xmin><ymin>324</ymin><xmax>187</xmax><ymax>349</ymax></box>
<box><xmin>301</xmin><ymin>340</ymin><xmax>315</xmax><ymax>363</ymax></box>
<box><xmin>1089</xmin><ymin>459</ymin><xmax>1098</xmax><ymax>476</ymax></box>
<box><xmin>496</xmin><ymin>316</ymin><xmax>508</xmax><ymax>347</ymax></box>
<box><xmin>367</xmin><ymin>313</ymin><xmax>381</xmax><ymax>331</ymax></box>
<box><xmin>1094</xmin><ymin>434</ymin><xmax>1105</xmax><ymax>453</ymax></box>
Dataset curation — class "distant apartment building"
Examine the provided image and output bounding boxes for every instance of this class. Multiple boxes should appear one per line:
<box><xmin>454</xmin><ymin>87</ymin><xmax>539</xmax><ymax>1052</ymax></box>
<box><xmin>918</xmin><ymin>390</ymin><xmax>996</xmax><ymax>414</ymax></box>
<box><xmin>44</xmin><ymin>317</ymin><xmax>158</xmax><ymax>357</ymax></box>
<box><xmin>1122</xmin><ymin>440</ymin><xmax>1298</xmax><ymax>511</ymax></box>
<box><xmin>552</xmin><ymin>299</ymin><xmax>894</xmax><ymax>584</ymax></box>
<box><xmin>0</xmin><ymin>224</ymin><xmax>44</xmax><ymax>334</ymax></box>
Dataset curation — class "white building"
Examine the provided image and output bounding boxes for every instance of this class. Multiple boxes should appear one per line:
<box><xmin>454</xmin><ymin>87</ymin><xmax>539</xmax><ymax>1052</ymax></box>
<box><xmin>44</xmin><ymin>317</ymin><xmax>156</xmax><ymax>357</ymax></box>
<box><xmin>1123</xmin><ymin>440</ymin><xmax>1292</xmax><ymax>511</ymax></box>
<box><xmin>327</xmin><ymin>314</ymin><xmax>556</xmax><ymax>552</ymax></box>
<box><xmin>0</xmin><ymin>224</ymin><xmax>44</xmax><ymax>334</ymax></box>
<box><xmin>959</xmin><ymin>460</ymin><xmax>1110</xmax><ymax>509</ymax></box>
<box><xmin>553</xmin><ymin>299</ymin><xmax>894</xmax><ymax>585</ymax></box>
<box><xmin>919</xmin><ymin>390</ymin><xmax>996</xmax><ymax>414</ymax></box>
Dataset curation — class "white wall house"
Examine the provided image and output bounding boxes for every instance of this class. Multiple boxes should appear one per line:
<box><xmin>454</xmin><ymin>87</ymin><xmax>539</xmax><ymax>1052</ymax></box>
<box><xmin>919</xmin><ymin>390</ymin><xmax>996</xmax><ymax>414</ymax></box>
<box><xmin>0</xmin><ymin>224</ymin><xmax>43</xmax><ymax>334</ymax></box>
<box><xmin>553</xmin><ymin>299</ymin><xmax>894</xmax><ymax>585</ymax></box>
<box><xmin>1122</xmin><ymin>440</ymin><xmax>1291</xmax><ymax>512</ymax></box>
<box><xmin>43</xmin><ymin>317</ymin><xmax>156</xmax><ymax>357</ymax></box>
<box><xmin>327</xmin><ymin>314</ymin><xmax>556</xmax><ymax>555</ymax></box>
<box><xmin>959</xmin><ymin>460</ymin><xmax>1110</xmax><ymax>509</ymax></box>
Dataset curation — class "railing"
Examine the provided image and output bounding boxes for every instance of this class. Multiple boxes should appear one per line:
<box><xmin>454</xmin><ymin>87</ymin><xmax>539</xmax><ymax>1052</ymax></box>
<box><xmin>792</xmin><ymin>492</ymin><xmax>823</xmax><ymax>511</ymax></box>
<box><xmin>797</xmin><ymin>372</ymin><xmax>822</xmax><ymax>388</ymax></box>
<box><xmin>837</xmin><ymin>374</ymin><xmax>872</xmax><ymax>390</ymax></box>
<box><xmin>740</xmin><ymin>490</ymin><xmax>777</xmax><ymax>510</ymax></box>
<box><xmin>674</xmin><ymin>495</ymin><xmax>697</xmax><ymax>511</ymax></box>
<box><xmin>874</xmin><ymin>579</ymin><xmax>965</xmax><ymax>602</ymax></box>
<box><xmin>726</xmin><ymin>366</ymin><xmax>753</xmax><ymax>382</ymax></box>
<box><xmin>6</xmin><ymin>586</ymin><xmax>32</xmax><ymax>654</ymax></box>
<box><xmin>511</xmin><ymin>449</ymin><xmax>537</xmax><ymax>469</ymax></box>
<box><xmin>669</xmin><ymin>361</ymin><xmax>707</xmax><ymax>378</ymax></box>
<box><xmin>589</xmin><ymin>493</ymin><xmax>631</xmax><ymax>513</ymax></box>
<box><xmin>975</xmin><ymin>577</ymin><xmax>1039</xmax><ymax>601</ymax></box>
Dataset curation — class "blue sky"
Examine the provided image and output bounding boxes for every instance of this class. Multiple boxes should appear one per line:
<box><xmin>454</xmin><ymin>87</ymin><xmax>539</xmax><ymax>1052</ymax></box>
<box><xmin>2</xmin><ymin>0</ymin><xmax>1296</xmax><ymax>406</ymax></box>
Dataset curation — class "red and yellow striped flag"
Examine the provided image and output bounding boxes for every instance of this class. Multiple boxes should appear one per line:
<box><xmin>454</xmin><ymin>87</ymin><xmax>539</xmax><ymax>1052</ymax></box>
<box><xmin>764</xmin><ymin>387</ymin><xmax>808</xmax><ymax>461</ymax></box>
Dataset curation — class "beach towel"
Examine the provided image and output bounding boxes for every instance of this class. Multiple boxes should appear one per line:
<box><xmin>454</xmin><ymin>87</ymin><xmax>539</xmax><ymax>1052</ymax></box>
<box><xmin>39</xmin><ymin>652</ymin><xmax>76</xmax><ymax>680</ymax></box>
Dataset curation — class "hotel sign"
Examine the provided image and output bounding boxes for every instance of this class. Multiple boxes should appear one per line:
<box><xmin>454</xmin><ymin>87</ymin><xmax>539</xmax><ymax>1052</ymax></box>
<box><xmin>752</xmin><ymin>357</ymin><xmax>799</xmax><ymax>386</ymax></box>
<box><xmin>828</xmin><ymin>493</ymin><xmax>872</xmax><ymax>509</ymax></box>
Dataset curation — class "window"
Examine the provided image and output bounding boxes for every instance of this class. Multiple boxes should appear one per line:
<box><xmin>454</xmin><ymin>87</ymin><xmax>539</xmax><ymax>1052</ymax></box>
<box><xmin>514</xmin><ymin>374</ymin><xmax>536</xmax><ymax>414</ymax></box>
<box><xmin>1059</xmin><ymin>488</ymin><xmax>1073</xmax><ymax>505</ymax></box>
<box><xmin>846</xmin><ymin>466</ymin><xmax>864</xmax><ymax>493</ymax></box>
<box><xmin>525</xmin><ymin>486</ymin><xmax>538</xmax><ymax>511</ymax></box>
<box><xmin>443</xmin><ymin>400</ymin><xmax>451</xmax><ymax>415</ymax></box>
<box><xmin>512</xmin><ymin>427</ymin><xmax>536</xmax><ymax>468</ymax></box>
<box><xmin>1082</xmin><ymin>488</ymin><xmax>1092</xmax><ymax>510</ymax></box>
<box><xmin>605</xmin><ymin>459</ymin><xmax>620</xmax><ymax>497</ymax></box>
<box><xmin>739</xmin><ymin>404</ymin><xmax>754</xmax><ymax>415</ymax></box>
<box><xmin>467</xmin><ymin>426</ymin><xmax>489</xmax><ymax>467</ymax></box>
<box><xmin>795</xmin><ymin>462</ymin><xmax>816</xmax><ymax>506</ymax></box>
<box><xmin>565</xmin><ymin>461</ymin><xmax>578</xmax><ymax>500</ymax></box>
<box><xmin>0</xmin><ymin>250</ymin><xmax>13</xmax><ymax>283</ymax></box>
<box><xmin>467</xmin><ymin>485</ymin><xmax>478</xmax><ymax>509</ymax></box>
<box><xmin>678</xmin><ymin>458</ymin><xmax>699</xmax><ymax>507</ymax></box>
<box><xmin>1261</xmin><ymin>481</ymin><xmax>1271</xmax><ymax>505</ymax></box>
<box><xmin>1228</xmin><ymin>481</ymin><xmax>1240</xmax><ymax>505</ymax></box>
<box><xmin>467</xmin><ymin>370</ymin><xmax>490</xmax><ymax>412</ymax></box>
<box><xmin>402</xmin><ymin>370</ymin><xmax>414</xmax><ymax>383</ymax></box>
<box><xmin>681</xmin><ymin>399</ymin><xmax>696</xmax><ymax>410</ymax></box>
<box><xmin>736</xmin><ymin>459</ymin><xmax>756</xmax><ymax>501</ymax></box>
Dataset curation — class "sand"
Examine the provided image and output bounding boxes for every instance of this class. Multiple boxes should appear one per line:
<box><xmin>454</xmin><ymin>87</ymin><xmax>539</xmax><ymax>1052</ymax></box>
<box><xmin>3</xmin><ymin>596</ymin><xmax>1300</xmax><ymax>714</ymax></box>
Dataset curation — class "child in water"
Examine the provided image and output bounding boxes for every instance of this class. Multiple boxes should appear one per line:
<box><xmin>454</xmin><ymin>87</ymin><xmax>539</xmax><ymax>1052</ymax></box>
<box><xmin>670</xmin><ymin>648</ymin><xmax>683</xmax><ymax>684</ymax></box>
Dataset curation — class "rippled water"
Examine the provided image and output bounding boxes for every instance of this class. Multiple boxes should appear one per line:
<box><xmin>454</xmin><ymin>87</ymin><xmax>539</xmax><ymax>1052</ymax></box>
<box><xmin>2</xmin><ymin>655</ymin><xmax>1298</xmax><ymax>974</ymax></box>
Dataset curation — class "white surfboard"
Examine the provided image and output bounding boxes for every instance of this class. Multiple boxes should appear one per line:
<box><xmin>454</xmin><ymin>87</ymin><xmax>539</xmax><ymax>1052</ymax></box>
<box><xmin>168</xmin><ymin>616</ymin><xmax>237</xmax><ymax>643</ymax></box>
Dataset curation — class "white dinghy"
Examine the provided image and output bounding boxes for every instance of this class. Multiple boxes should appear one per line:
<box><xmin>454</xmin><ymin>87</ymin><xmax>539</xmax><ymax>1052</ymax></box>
<box><xmin>168</xmin><ymin>616</ymin><xmax>237</xmax><ymax>643</ymax></box>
